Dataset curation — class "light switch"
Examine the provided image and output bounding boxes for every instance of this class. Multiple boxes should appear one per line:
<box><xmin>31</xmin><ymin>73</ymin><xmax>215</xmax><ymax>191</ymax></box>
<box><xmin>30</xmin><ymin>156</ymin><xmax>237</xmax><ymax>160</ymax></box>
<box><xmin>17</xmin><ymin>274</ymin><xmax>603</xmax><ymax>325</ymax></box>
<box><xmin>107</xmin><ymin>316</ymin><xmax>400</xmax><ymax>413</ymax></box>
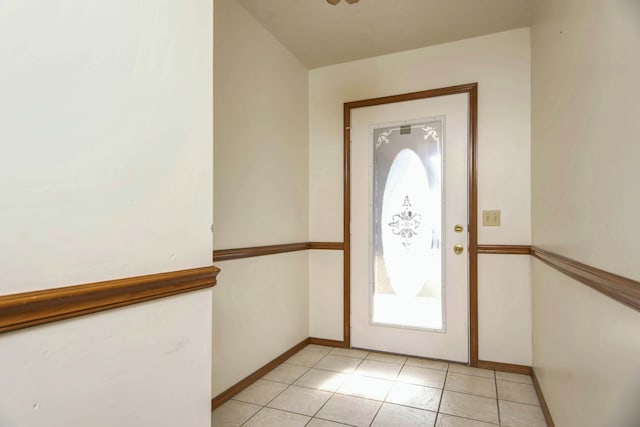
<box><xmin>482</xmin><ymin>210</ymin><xmax>501</xmax><ymax>226</ymax></box>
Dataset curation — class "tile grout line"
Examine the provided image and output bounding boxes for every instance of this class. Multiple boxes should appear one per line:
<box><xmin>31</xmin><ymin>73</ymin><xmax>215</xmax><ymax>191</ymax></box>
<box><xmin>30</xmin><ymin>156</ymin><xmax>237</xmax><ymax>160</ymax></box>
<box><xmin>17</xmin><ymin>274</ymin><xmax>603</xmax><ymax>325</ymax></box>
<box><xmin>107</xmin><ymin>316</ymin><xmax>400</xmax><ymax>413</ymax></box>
<box><xmin>239</xmin><ymin>403</ymin><xmax>262</xmax><ymax>426</ymax></box>
<box><xmin>239</xmin><ymin>347</ymin><xmax>332</xmax><ymax>426</ymax></box>
<box><xmin>495</xmin><ymin>374</ymin><xmax>543</xmax><ymax>409</ymax></box>
<box><xmin>437</xmin><ymin>365</ymin><xmax>505</xmax><ymax>426</ymax></box>
<box><xmin>306</xmin><ymin>347</ymin><xmax>368</xmax><ymax>426</ymax></box>
<box><xmin>302</xmin><ymin>348</ymin><xmax>339</xmax><ymax>425</ymax></box>
<box><xmin>270</xmin><ymin>365</ymin><xmax>316</xmax><ymax>423</ymax></box>
<box><xmin>228</xmin><ymin>346</ymin><xmax>338</xmax><ymax>426</ymax></box>
<box><xmin>440</xmin><ymin>413</ymin><xmax>500</xmax><ymax>426</ymax></box>
<box><xmin>365</xmin><ymin>354</ymin><xmax>410</xmax><ymax>426</ymax></box>
<box><xmin>339</xmin><ymin>349</ymin><xmax>378</xmax><ymax>425</ymax></box>
<box><xmin>500</xmin><ymin>399</ymin><xmax>541</xmax><ymax>407</ymax></box>
<box><xmin>434</xmin><ymin>360</ymin><xmax>450</xmax><ymax>420</ymax></box>
<box><xmin>239</xmin><ymin>379</ymin><xmax>292</xmax><ymax>426</ymax></box>
<box><xmin>366</xmin><ymin>398</ymin><xmax>383</xmax><ymax>425</ymax></box>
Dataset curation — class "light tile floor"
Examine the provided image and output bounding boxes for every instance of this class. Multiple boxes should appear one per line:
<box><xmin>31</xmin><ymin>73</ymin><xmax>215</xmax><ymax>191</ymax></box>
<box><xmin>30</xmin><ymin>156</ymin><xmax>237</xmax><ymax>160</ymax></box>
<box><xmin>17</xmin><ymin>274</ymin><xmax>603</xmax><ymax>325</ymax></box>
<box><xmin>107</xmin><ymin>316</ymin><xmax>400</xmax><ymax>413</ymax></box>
<box><xmin>212</xmin><ymin>345</ymin><xmax>546</xmax><ymax>427</ymax></box>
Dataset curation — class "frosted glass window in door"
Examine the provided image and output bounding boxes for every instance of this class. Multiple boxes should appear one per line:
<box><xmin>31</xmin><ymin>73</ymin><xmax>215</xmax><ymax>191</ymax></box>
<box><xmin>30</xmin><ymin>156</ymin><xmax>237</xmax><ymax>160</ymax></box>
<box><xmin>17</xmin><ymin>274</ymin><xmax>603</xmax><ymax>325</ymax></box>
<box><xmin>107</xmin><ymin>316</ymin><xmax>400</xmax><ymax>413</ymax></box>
<box><xmin>372</xmin><ymin>119</ymin><xmax>444</xmax><ymax>331</ymax></box>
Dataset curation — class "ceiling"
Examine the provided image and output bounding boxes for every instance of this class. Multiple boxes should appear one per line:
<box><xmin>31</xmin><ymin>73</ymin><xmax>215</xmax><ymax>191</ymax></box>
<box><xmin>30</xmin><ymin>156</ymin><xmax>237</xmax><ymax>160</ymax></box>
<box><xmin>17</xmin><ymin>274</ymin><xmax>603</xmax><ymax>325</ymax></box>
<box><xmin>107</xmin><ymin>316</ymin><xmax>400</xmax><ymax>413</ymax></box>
<box><xmin>237</xmin><ymin>0</ymin><xmax>532</xmax><ymax>69</ymax></box>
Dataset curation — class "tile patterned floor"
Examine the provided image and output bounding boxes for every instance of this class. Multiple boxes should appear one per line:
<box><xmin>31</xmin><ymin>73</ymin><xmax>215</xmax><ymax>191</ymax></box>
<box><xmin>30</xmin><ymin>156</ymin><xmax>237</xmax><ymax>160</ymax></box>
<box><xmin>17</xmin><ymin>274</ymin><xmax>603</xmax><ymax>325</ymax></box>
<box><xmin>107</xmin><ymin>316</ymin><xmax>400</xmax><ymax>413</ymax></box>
<box><xmin>212</xmin><ymin>345</ymin><xmax>546</xmax><ymax>427</ymax></box>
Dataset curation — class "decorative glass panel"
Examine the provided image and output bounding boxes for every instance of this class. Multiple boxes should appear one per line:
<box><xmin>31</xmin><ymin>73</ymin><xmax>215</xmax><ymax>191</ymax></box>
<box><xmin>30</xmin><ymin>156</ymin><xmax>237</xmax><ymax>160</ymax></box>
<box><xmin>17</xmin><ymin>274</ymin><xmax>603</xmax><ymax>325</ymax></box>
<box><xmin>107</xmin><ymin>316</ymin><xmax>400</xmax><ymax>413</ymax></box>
<box><xmin>372</xmin><ymin>118</ymin><xmax>444</xmax><ymax>330</ymax></box>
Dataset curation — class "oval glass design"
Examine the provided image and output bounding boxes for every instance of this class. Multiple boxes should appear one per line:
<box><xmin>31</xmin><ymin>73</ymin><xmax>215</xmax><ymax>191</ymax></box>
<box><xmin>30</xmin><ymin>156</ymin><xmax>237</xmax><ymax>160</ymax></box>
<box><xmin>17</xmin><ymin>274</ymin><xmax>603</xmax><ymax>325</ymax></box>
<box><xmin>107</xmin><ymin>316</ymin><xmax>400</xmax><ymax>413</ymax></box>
<box><xmin>381</xmin><ymin>149</ymin><xmax>433</xmax><ymax>297</ymax></box>
<box><xmin>372</xmin><ymin>119</ymin><xmax>444</xmax><ymax>331</ymax></box>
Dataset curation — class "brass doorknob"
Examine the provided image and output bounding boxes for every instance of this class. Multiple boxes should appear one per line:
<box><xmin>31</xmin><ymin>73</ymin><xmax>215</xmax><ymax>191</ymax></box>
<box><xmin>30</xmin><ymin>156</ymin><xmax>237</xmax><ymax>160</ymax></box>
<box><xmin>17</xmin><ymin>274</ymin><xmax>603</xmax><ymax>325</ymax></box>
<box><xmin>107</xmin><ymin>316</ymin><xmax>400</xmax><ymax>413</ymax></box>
<box><xmin>453</xmin><ymin>244</ymin><xmax>464</xmax><ymax>255</ymax></box>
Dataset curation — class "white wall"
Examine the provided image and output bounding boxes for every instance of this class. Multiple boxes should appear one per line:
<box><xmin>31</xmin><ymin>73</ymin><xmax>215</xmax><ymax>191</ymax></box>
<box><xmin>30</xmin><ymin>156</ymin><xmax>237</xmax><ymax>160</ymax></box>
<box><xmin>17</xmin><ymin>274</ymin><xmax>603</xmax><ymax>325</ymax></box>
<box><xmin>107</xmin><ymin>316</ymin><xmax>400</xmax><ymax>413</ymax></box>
<box><xmin>0</xmin><ymin>0</ymin><xmax>214</xmax><ymax>426</ymax></box>
<box><xmin>531</xmin><ymin>0</ymin><xmax>640</xmax><ymax>425</ymax></box>
<box><xmin>212</xmin><ymin>0</ymin><xmax>309</xmax><ymax>396</ymax></box>
<box><xmin>308</xmin><ymin>250</ymin><xmax>344</xmax><ymax>340</ymax></box>
<box><xmin>0</xmin><ymin>291</ymin><xmax>212</xmax><ymax>427</ymax></box>
<box><xmin>0</xmin><ymin>0</ymin><xmax>213</xmax><ymax>293</ymax></box>
<box><xmin>213</xmin><ymin>0</ymin><xmax>309</xmax><ymax>249</ymax></box>
<box><xmin>532</xmin><ymin>262</ymin><xmax>640</xmax><ymax>426</ymax></box>
<box><xmin>478</xmin><ymin>255</ymin><xmax>531</xmax><ymax>365</ymax></box>
<box><xmin>308</xmin><ymin>28</ymin><xmax>532</xmax><ymax>365</ymax></box>
<box><xmin>212</xmin><ymin>253</ymin><xmax>309</xmax><ymax>396</ymax></box>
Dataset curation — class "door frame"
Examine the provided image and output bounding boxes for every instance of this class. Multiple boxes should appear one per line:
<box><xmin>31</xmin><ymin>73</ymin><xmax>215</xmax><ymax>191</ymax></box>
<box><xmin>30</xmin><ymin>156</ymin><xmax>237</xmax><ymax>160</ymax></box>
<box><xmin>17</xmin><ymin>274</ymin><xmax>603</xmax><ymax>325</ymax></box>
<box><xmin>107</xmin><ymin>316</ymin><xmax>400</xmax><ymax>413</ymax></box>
<box><xmin>342</xmin><ymin>82</ymin><xmax>479</xmax><ymax>365</ymax></box>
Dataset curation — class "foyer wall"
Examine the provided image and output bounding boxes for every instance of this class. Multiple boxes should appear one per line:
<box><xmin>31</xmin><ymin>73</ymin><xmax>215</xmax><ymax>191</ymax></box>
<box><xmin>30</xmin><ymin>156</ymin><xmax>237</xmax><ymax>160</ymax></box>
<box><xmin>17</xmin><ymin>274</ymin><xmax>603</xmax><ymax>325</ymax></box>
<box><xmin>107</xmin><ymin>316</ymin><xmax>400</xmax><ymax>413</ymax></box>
<box><xmin>531</xmin><ymin>0</ymin><xmax>640</xmax><ymax>425</ymax></box>
<box><xmin>212</xmin><ymin>0</ymin><xmax>309</xmax><ymax>396</ymax></box>
<box><xmin>0</xmin><ymin>0</ymin><xmax>213</xmax><ymax>426</ymax></box>
<box><xmin>308</xmin><ymin>28</ymin><xmax>532</xmax><ymax>365</ymax></box>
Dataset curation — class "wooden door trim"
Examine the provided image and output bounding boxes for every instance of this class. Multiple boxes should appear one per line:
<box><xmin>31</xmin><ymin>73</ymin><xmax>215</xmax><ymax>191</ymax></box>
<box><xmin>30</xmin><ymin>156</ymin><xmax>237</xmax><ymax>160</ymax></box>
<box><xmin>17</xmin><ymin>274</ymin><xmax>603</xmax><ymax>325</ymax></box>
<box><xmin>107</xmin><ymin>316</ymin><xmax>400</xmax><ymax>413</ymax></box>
<box><xmin>343</xmin><ymin>101</ymin><xmax>352</xmax><ymax>347</ymax></box>
<box><xmin>344</xmin><ymin>83</ymin><xmax>479</xmax><ymax>362</ymax></box>
<box><xmin>468</xmin><ymin>84</ymin><xmax>479</xmax><ymax>365</ymax></box>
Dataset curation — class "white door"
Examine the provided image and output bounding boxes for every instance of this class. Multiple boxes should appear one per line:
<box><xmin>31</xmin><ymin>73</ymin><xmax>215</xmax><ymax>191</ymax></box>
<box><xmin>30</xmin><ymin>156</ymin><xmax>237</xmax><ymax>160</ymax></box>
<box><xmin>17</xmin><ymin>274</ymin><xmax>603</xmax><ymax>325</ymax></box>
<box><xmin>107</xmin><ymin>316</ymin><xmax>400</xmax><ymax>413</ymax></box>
<box><xmin>350</xmin><ymin>93</ymin><xmax>469</xmax><ymax>363</ymax></box>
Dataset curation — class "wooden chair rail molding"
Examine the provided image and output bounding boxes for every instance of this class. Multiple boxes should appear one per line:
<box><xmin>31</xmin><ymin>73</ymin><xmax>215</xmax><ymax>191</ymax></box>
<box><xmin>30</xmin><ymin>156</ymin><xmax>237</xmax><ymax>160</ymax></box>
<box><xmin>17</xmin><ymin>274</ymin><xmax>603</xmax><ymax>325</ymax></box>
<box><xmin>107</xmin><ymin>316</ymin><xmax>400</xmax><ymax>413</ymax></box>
<box><xmin>307</xmin><ymin>242</ymin><xmax>345</xmax><ymax>250</ymax></box>
<box><xmin>0</xmin><ymin>266</ymin><xmax>220</xmax><ymax>334</ymax></box>
<box><xmin>475</xmin><ymin>245</ymin><xmax>639</xmax><ymax>314</ymax></box>
<box><xmin>476</xmin><ymin>244</ymin><xmax>532</xmax><ymax>255</ymax></box>
<box><xmin>531</xmin><ymin>246</ymin><xmax>640</xmax><ymax>312</ymax></box>
<box><xmin>212</xmin><ymin>242</ymin><xmax>344</xmax><ymax>262</ymax></box>
<box><xmin>212</xmin><ymin>242</ymin><xmax>532</xmax><ymax>261</ymax></box>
